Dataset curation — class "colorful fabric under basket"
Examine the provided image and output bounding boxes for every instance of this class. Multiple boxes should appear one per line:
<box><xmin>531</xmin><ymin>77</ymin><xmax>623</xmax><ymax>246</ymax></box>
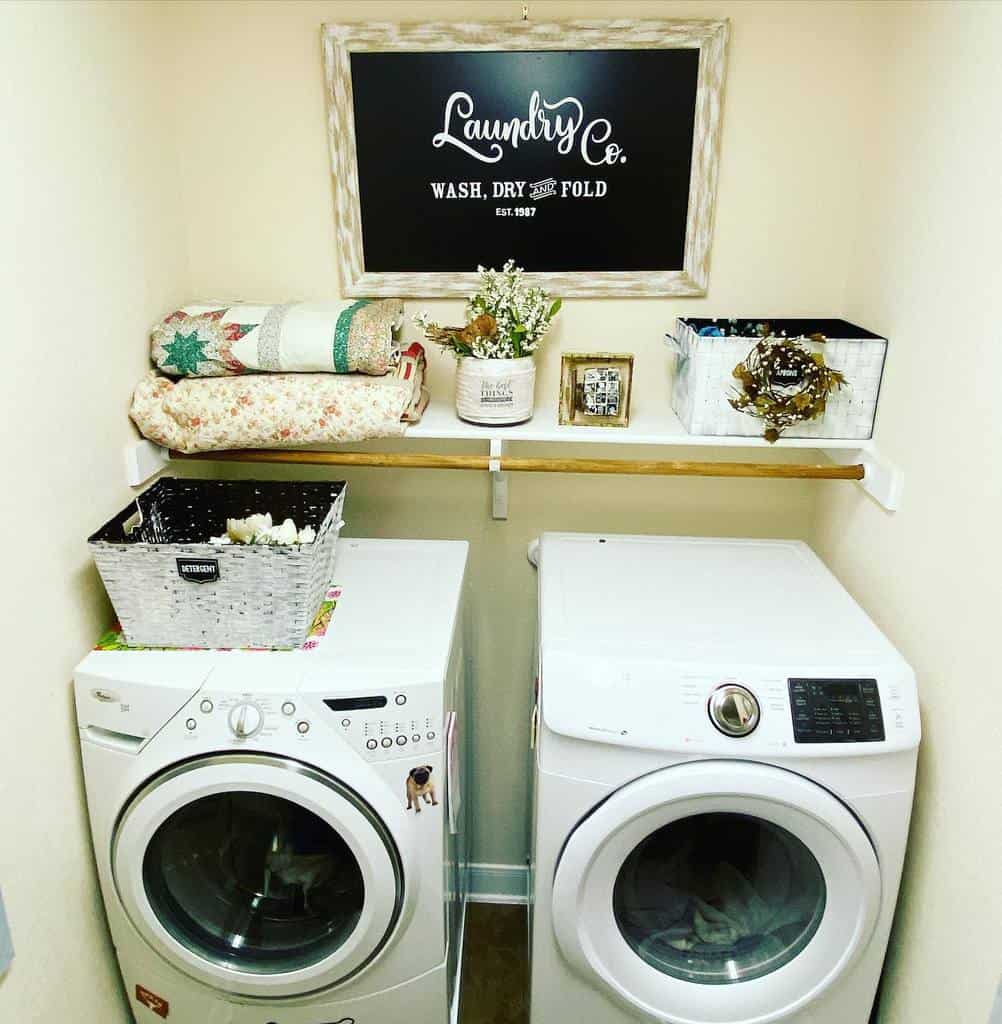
<box><xmin>88</xmin><ymin>479</ymin><xmax>346</xmax><ymax>649</ymax></box>
<box><xmin>667</xmin><ymin>317</ymin><xmax>888</xmax><ymax>440</ymax></box>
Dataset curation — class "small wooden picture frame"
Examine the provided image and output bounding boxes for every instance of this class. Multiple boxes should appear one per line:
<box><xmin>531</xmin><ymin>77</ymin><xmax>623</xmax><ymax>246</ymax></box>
<box><xmin>559</xmin><ymin>352</ymin><xmax>635</xmax><ymax>428</ymax></box>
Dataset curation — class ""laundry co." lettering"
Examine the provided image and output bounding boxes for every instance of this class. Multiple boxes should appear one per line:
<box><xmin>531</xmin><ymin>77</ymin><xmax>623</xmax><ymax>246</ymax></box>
<box><xmin>432</xmin><ymin>90</ymin><xmax>627</xmax><ymax>167</ymax></box>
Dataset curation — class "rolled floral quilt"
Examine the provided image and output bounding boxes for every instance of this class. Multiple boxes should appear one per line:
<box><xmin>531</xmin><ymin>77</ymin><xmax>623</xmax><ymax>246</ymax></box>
<box><xmin>152</xmin><ymin>299</ymin><xmax>404</xmax><ymax>378</ymax></box>
<box><xmin>132</xmin><ymin>344</ymin><xmax>428</xmax><ymax>454</ymax></box>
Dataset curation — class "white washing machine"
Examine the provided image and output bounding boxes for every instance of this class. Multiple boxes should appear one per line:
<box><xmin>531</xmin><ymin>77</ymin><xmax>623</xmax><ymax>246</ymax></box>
<box><xmin>530</xmin><ymin>533</ymin><xmax>920</xmax><ymax>1024</ymax></box>
<box><xmin>74</xmin><ymin>538</ymin><xmax>468</xmax><ymax>1024</ymax></box>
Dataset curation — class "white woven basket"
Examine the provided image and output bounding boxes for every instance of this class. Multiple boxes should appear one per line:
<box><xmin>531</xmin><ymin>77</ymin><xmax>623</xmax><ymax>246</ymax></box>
<box><xmin>668</xmin><ymin>318</ymin><xmax>888</xmax><ymax>440</ymax></box>
<box><xmin>88</xmin><ymin>479</ymin><xmax>346</xmax><ymax>649</ymax></box>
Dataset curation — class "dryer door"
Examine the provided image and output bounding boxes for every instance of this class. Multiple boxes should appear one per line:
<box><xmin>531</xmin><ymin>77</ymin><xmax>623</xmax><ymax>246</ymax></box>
<box><xmin>112</xmin><ymin>753</ymin><xmax>403</xmax><ymax>999</ymax></box>
<box><xmin>551</xmin><ymin>760</ymin><xmax>881</xmax><ymax>1024</ymax></box>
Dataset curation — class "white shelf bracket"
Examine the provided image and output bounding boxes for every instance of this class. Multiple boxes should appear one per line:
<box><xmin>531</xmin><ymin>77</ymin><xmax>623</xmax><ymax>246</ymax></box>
<box><xmin>826</xmin><ymin>446</ymin><xmax>904</xmax><ymax>512</ymax></box>
<box><xmin>489</xmin><ymin>439</ymin><xmax>508</xmax><ymax>520</ymax></box>
<box><xmin>125</xmin><ymin>439</ymin><xmax>169</xmax><ymax>488</ymax></box>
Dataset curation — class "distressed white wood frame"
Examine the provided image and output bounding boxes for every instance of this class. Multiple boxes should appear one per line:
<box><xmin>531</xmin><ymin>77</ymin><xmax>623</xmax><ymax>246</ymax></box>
<box><xmin>322</xmin><ymin>19</ymin><xmax>730</xmax><ymax>298</ymax></box>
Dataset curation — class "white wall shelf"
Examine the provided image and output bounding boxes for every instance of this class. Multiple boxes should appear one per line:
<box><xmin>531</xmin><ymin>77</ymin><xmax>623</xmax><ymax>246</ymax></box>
<box><xmin>124</xmin><ymin>396</ymin><xmax>902</xmax><ymax>516</ymax></box>
<box><xmin>406</xmin><ymin>397</ymin><xmax>876</xmax><ymax>449</ymax></box>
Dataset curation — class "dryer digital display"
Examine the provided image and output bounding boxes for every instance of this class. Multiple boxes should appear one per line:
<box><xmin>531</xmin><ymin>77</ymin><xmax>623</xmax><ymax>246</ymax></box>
<box><xmin>788</xmin><ymin>678</ymin><xmax>885</xmax><ymax>743</ymax></box>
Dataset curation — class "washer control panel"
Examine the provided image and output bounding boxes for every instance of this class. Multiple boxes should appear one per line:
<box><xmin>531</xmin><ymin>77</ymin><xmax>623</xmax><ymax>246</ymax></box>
<box><xmin>186</xmin><ymin>692</ymin><xmax>289</xmax><ymax>743</ymax></box>
<box><xmin>789</xmin><ymin>678</ymin><xmax>885</xmax><ymax>743</ymax></box>
<box><xmin>178</xmin><ymin>687</ymin><xmax>441</xmax><ymax>761</ymax></box>
<box><xmin>323</xmin><ymin>693</ymin><xmax>441</xmax><ymax>761</ymax></box>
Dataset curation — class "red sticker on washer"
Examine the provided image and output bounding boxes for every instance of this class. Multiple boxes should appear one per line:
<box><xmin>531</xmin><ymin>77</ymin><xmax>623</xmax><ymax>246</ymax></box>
<box><xmin>135</xmin><ymin>985</ymin><xmax>169</xmax><ymax>1018</ymax></box>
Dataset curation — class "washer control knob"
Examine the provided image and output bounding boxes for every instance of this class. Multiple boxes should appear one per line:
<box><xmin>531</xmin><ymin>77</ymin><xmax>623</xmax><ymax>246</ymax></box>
<box><xmin>709</xmin><ymin>684</ymin><xmax>760</xmax><ymax>737</ymax></box>
<box><xmin>366</xmin><ymin>739</ymin><xmax>378</xmax><ymax>750</ymax></box>
<box><xmin>199</xmin><ymin>699</ymin><xmax>214</xmax><ymax>714</ymax></box>
<box><xmin>380</xmin><ymin>737</ymin><xmax>393</xmax><ymax>748</ymax></box>
<box><xmin>394</xmin><ymin>694</ymin><xmax>407</xmax><ymax>706</ymax></box>
<box><xmin>229</xmin><ymin>702</ymin><xmax>264</xmax><ymax>739</ymax></box>
<box><xmin>297</xmin><ymin>721</ymin><xmax>310</xmax><ymax>735</ymax></box>
<box><xmin>281</xmin><ymin>701</ymin><xmax>296</xmax><ymax>716</ymax></box>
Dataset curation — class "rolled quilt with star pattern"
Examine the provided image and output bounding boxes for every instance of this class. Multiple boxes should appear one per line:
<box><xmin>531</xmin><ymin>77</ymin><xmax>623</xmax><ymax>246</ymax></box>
<box><xmin>152</xmin><ymin>299</ymin><xmax>404</xmax><ymax>378</ymax></box>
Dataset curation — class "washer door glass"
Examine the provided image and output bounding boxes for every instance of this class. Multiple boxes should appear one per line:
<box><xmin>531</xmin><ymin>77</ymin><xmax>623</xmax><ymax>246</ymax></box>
<box><xmin>551</xmin><ymin>761</ymin><xmax>883</xmax><ymax>1024</ymax></box>
<box><xmin>613</xmin><ymin>812</ymin><xmax>826</xmax><ymax>985</ymax></box>
<box><xmin>143</xmin><ymin>791</ymin><xmax>365</xmax><ymax>974</ymax></box>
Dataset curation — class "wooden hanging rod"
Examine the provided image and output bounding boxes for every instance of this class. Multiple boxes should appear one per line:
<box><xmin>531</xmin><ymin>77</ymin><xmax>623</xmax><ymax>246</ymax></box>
<box><xmin>171</xmin><ymin>449</ymin><xmax>864</xmax><ymax>481</ymax></box>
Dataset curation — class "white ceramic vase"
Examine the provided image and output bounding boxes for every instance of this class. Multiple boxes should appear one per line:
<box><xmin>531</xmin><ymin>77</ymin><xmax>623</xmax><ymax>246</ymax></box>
<box><xmin>454</xmin><ymin>356</ymin><xmax>536</xmax><ymax>426</ymax></box>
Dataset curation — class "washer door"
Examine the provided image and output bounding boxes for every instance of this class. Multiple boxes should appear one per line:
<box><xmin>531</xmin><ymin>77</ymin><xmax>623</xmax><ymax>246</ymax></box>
<box><xmin>552</xmin><ymin>761</ymin><xmax>881</xmax><ymax>1024</ymax></box>
<box><xmin>112</xmin><ymin>754</ymin><xmax>403</xmax><ymax>999</ymax></box>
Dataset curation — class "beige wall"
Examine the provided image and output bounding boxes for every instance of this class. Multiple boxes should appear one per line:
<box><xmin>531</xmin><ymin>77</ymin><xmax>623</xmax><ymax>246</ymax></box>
<box><xmin>7</xmin><ymin>3</ymin><xmax>997</xmax><ymax>1023</ymax></box>
<box><xmin>166</xmin><ymin>0</ymin><xmax>879</xmax><ymax>868</ymax></box>
<box><xmin>0</xmin><ymin>3</ymin><xmax>187</xmax><ymax>1021</ymax></box>
<box><xmin>812</xmin><ymin>3</ymin><xmax>1002</xmax><ymax>1022</ymax></box>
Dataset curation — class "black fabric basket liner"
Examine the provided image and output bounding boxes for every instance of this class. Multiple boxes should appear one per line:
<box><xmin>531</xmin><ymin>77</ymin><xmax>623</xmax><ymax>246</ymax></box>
<box><xmin>680</xmin><ymin>317</ymin><xmax>885</xmax><ymax>341</ymax></box>
<box><xmin>89</xmin><ymin>478</ymin><xmax>347</xmax><ymax>546</ymax></box>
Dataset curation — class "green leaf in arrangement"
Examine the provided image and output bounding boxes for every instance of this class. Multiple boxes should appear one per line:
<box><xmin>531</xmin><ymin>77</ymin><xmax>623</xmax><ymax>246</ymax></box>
<box><xmin>549</xmin><ymin>298</ymin><xmax>562</xmax><ymax>318</ymax></box>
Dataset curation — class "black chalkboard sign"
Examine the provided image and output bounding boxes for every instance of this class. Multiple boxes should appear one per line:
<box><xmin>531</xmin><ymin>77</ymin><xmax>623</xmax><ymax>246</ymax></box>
<box><xmin>324</xmin><ymin>21</ymin><xmax>729</xmax><ymax>296</ymax></box>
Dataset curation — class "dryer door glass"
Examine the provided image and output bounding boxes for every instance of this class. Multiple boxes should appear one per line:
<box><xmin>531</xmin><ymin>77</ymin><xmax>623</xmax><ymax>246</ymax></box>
<box><xmin>143</xmin><ymin>791</ymin><xmax>365</xmax><ymax>974</ymax></box>
<box><xmin>613</xmin><ymin>812</ymin><xmax>826</xmax><ymax>985</ymax></box>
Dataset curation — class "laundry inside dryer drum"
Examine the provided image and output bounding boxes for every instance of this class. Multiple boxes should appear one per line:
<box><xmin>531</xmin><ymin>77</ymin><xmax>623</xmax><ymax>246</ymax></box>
<box><xmin>143</xmin><ymin>792</ymin><xmax>365</xmax><ymax>972</ymax></box>
<box><xmin>613</xmin><ymin>812</ymin><xmax>827</xmax><ymax>985</ymax></box>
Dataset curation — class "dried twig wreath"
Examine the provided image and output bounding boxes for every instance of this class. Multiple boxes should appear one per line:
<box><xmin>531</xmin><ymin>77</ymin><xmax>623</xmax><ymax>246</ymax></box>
<box><xmin>729</xmin><ymin>333</ymin><xmax>847</xmax><ymax>443</ymax></box>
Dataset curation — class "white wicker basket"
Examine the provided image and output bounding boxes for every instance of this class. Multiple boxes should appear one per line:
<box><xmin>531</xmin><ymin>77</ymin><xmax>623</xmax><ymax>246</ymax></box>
<box><xmin>668</xmin><ymin>318</ymin><xmax>888</xmax><ymax>440</ymax></box>
<box><xmin>88</xmin><ymin>478</ymin><xmax>346</xmax><ymax>649</ymax></box>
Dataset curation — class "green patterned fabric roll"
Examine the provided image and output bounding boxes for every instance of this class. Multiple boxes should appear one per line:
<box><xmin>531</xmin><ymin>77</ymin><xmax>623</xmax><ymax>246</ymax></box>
<box><xmin>152</xmin><ymin>299</ymin><xmax>404</xmax><ymax>378</ymax></box>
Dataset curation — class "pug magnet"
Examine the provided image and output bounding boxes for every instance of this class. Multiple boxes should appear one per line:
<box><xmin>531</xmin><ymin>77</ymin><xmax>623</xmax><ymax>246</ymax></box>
<box><xmin>406</xmin><ymin>766</ymin><xmax>438</xmax><ymax>812</ymax></box>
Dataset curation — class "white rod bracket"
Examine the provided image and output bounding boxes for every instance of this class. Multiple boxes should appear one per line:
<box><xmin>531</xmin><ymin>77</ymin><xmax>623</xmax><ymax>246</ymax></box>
<box><xmin>527</xmin><ymin>537</ymin><xmax>540</xmax><ymax>568</ymax></box>
<box><xmin>125</xmin><ymin>439</ymin><xmax>170</xmax><ymax>488</ymax></box>
<box><xmin>826</xmin><ymin>445</ymin><xmax>903</xmax><ymax>512</ymax></box>
<box><xmin>489</xmin><ymin>439</ymin><xmax>508</xmax><ymax>520</ymax></box>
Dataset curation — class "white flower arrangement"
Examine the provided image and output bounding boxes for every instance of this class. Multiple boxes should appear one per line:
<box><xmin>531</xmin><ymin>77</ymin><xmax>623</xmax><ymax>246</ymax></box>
<box><xmin>414</xmin><ymin>260</ymin><xmax>561</xmax><ymax>360</ymax></box>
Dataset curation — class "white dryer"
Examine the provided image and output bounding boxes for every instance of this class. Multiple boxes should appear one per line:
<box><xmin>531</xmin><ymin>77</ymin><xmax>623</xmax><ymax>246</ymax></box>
<box><xmin>530</xmin><ymin>533</ymin><xmax>920</xmax><ymax>1024</ymax></box>
<box><xmin>75</xmin><ymin>538</ymin><xmax>468</xmax><ymax>1024</ymax></box>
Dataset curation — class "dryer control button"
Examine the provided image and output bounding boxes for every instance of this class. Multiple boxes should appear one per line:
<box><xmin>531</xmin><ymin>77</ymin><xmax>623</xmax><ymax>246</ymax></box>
<box><xmin>281</xmin><ymin>702</ymin><xmax>296</xmax><ymax>716</ymax></box>
<box><xmin>381</xmin><ymin>737</ymin><xmax>393</xmax><ymax>748</ymax></box>
<box><xmin>185</xmin><ymin>718</ymin><xmax>197</xmax><ymax>731</ymax></box>
<box><xmin>366</xmin><ymin>739</ymin><xmax>378</xmax><ymax>750</ymax></box>
<box><xmin>199</xmin><ymin>699</ymin><xmax>214</xmax><ymax>714</ymax></box>
<box><xmin>709</xmin><ymin>684</ymin><xmax>760</xmax><ymax>738</ymax></box>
